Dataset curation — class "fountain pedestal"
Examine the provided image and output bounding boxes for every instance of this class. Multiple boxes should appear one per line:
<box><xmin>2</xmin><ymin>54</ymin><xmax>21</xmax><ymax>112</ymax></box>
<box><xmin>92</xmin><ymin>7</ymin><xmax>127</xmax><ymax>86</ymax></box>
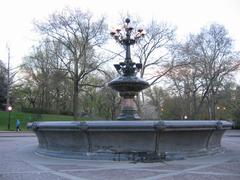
<box><xmin>109</xmin><ymin>75</ymin><xmax>149</xmax><ymax>120</ymax></box>
<box><xmin>118</xmin><ymin>98</ymin><xmax>140</xmax><ymax>120</ymax></box>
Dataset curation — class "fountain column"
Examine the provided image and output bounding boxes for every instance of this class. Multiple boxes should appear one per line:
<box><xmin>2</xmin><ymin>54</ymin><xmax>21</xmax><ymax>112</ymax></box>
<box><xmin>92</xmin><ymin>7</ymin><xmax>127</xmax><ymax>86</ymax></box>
<box><xmin>108</xmin><ymin>18</ymin><xmax>149</xmax><ymax>120</ymax></box>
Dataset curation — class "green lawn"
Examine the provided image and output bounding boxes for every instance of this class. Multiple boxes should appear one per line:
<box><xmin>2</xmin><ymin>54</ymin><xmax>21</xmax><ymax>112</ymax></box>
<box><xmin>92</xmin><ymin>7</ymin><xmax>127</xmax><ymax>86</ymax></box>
<box><xmin>0</xmin><ymin>111</ymin><xmax>86</xmax><ymax>131</ymax></box>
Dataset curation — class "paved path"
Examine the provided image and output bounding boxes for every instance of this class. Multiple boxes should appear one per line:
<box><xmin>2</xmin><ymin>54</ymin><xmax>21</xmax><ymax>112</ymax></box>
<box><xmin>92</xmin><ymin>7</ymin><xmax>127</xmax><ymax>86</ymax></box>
<box><xmin>0</xmin><ymin>130</ymin><xmax>239</xmax><ymax>180</ymax></box>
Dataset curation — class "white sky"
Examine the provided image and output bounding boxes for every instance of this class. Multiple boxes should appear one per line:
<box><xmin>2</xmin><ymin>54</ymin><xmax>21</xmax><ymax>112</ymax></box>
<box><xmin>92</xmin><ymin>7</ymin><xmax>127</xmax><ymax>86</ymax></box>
<box><xmin>0</xmin><ymin>0</ymin><xmax>239</xmax><ymax>69</ymax></box>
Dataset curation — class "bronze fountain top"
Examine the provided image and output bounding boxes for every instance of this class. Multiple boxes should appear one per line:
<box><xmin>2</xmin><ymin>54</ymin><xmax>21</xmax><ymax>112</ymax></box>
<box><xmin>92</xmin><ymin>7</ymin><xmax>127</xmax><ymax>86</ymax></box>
<box><xmin>108</xmin><ymin>18</ymin><xmax>149</xmax><ymax>120</ymax></box>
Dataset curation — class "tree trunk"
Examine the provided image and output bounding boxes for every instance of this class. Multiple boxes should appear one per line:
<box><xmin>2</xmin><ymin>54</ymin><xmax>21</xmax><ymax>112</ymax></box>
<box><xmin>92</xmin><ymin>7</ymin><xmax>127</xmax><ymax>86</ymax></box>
<box><xmin>207</xmin><ymin>96</ymin><xmax>217</xmax><ymax>120</ymax></box>
<box><xmin>55</xmin><ymin>88</ymin><xmax>60</xmax><ymax>114</ymax></box>
<box><xmin>73</xmin><ymin>79</ymin><xmax>79</xmax><ymax>120</ymax></box>
<box><xmin>211</xmin><ymin>95</ymin><xmax>216</xmax><ymax>120</ymax></box>
<box><xmin>192</xmin><ymin>93</ymin><xmax>197</xmax><ymax>119</ymax></box>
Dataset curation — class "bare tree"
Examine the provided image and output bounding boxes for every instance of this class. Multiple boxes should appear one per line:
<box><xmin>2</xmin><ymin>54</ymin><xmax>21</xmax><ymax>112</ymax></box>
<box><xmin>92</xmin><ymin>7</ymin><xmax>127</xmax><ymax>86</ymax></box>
<box><xmin>0</xmin><ymin>60</ymin><xmax>7</xmax><ymax>110</ymax></box>
<box><xmin>167</xmin><ymin>64</ymin><xmax>203</xmax><ymax>119</ymax></box>
<box><xmin>126</xmin><ymin>20</ymin><xmax>176</xmax><ymax>115</ymax></box>
<box><xmin>34</xmin><ymin>8</ymin><xmax>108</xmax><ymax>119</ymax></box>
<box><xmin>145</xmin><ymin>86</ymin><xmax>167</xmax><ymax>119</ymax></box>
<box><xmin>134</xmin><ymin>20</ymin><xmax>176</xmax><ymax>85</ymax></box>
<box><xmin>168</xmin><ymin>24</ymin><xmax>240</xmax><ymax>119</ymax></box>
<box><xmin>22</xmin><ymin>39</ymin><xmax>71</xmax><ymax>113</ymax></box>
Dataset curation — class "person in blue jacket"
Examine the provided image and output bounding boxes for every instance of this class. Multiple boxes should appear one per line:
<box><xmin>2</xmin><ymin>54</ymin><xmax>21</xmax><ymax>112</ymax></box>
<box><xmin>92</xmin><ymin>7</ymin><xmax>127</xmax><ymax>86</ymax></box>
<box><xmin>16</xmin><ymin>119</ymin><xmax>21</xmax><ymax>132</ymax></box>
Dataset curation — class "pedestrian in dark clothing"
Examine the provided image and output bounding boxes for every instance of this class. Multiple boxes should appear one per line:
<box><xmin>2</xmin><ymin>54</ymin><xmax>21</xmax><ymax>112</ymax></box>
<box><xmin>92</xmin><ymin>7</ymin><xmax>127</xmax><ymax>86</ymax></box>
<box><xmin>16</xmin><ymin>119</ymin><xmax>21</xmax><ymax>132</ymax></box>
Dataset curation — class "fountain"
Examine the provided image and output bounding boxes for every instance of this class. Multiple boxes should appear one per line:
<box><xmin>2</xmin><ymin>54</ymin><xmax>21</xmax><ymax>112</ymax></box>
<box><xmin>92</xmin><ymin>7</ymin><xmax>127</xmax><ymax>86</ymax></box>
<box><xmin>29</xmin><ymin>19</ymin><xmax>232</xmax><ymax>161</ymax></box>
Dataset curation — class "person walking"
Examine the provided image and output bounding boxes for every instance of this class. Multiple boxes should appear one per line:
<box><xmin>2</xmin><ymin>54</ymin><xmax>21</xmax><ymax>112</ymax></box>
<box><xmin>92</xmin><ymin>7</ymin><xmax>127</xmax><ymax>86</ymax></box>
<box><xmin>16</xmin><ymin>119</ymin><xmax>21</xmax><ymax>132</ymax></box>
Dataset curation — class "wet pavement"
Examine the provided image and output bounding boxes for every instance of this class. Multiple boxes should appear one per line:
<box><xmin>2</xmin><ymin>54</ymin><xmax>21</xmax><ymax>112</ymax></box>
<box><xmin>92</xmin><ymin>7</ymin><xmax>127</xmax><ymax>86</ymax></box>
<box><xmin>0</xmin><ymin>130</ymin><xmax>239</xmax><ymax>180</ymax></box>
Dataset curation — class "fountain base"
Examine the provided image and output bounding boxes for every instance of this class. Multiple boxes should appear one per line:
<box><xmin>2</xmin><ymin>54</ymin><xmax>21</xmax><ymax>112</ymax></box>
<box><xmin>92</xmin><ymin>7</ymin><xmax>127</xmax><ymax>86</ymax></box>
<box><xmin>29</xmin><ymin>120</ymin><xmax>232</xmax><ymax>161</ymax></box>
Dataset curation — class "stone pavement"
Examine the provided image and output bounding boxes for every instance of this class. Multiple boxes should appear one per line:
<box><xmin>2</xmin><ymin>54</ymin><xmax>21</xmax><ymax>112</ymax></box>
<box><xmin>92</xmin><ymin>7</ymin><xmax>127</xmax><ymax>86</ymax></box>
<box><xmin>0</xmin><ymin>130</ymin><xmax>239</xmax><ymax>180</ymax></box>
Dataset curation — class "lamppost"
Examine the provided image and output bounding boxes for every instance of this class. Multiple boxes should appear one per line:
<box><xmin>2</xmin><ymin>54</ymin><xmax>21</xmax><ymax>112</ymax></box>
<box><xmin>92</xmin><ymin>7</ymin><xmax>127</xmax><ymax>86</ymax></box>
<box><xmin>7</xmin><ymin>105</ymin><xmax>12</xmax><ymax>130</ymax></box>
<box><xmin>6</xmin><ymin>45</ymin><xmax>11</xmax><ymax>116</ymax></box>
<box><xmin>216</xmin><ymin>106</ymin><xmax>226</xmax><ymax>119</ymax></box>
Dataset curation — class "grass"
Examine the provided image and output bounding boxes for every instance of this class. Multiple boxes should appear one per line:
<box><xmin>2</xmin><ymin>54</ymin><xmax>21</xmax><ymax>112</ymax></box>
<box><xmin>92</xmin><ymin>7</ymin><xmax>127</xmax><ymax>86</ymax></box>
<box><xmin>0</xmin><ymin>111</ymin><xmax>87</xmax><ymax>131</ymax></box>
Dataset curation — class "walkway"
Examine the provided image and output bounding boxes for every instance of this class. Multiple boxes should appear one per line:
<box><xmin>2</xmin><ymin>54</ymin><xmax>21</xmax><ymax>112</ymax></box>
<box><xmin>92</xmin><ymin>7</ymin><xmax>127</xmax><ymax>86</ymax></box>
<box><xmin>0</xmin><ymin>130</ymin><xmax>239</xmax><ymax>180</ymax></box>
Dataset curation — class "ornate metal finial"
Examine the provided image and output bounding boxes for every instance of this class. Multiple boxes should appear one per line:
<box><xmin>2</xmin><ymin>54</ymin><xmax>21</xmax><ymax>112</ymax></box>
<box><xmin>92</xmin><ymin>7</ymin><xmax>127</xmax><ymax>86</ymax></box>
<box><xmin>125</xmin><ymin>18</ymin><xmax>130</xmax><ymax>24</ymax></box>
<box><xmin>110</xmin><ymin>18</ymin><xmax>145</xmax><ymax>76</ymax></box>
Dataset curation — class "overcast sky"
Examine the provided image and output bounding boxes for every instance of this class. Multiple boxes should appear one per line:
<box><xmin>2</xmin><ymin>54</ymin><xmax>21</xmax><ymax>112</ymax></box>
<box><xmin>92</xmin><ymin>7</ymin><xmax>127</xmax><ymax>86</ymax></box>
<box><xmin>0</xmin><ymin>0</ymin><xmax>239</xmax><ymax>69</ymax></box>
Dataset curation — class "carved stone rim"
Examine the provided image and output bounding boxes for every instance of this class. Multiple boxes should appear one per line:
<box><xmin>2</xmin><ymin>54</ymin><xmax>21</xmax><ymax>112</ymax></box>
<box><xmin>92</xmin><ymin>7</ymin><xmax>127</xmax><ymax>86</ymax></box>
<box><xmin>28</xmin><ymin>120</ymin><xmax>232</xmax><ymax>131</ymax></box>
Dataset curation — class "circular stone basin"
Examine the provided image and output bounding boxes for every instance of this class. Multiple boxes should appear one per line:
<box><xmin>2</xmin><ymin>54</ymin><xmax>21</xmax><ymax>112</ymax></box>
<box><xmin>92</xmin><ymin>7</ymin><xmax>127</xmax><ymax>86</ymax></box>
<box><xmin>108</xmin><ymin>76</ymin><xmax>149</xmax><ymax>93</ymax></box>
<box><xmin>28</xmin><ymin>120</ymin><xmax>232</xmax><ymax>161</ymax></box>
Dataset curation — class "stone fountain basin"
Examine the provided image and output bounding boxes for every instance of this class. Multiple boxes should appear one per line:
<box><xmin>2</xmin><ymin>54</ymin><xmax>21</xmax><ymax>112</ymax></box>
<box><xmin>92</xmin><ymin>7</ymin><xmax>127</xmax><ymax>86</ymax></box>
<box><xmin>28</xmin><ymin>120</ymin><xmax>232</xmax><ymax>161</ymax></box>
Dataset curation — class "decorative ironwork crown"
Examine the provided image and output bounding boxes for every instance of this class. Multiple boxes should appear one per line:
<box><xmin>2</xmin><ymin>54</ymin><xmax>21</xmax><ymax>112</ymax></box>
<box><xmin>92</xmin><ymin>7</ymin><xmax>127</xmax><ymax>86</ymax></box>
<box><xmin>110</xmin><ymin>18</ymin><xmax>145</xmax><ymax>76</ymax></box>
